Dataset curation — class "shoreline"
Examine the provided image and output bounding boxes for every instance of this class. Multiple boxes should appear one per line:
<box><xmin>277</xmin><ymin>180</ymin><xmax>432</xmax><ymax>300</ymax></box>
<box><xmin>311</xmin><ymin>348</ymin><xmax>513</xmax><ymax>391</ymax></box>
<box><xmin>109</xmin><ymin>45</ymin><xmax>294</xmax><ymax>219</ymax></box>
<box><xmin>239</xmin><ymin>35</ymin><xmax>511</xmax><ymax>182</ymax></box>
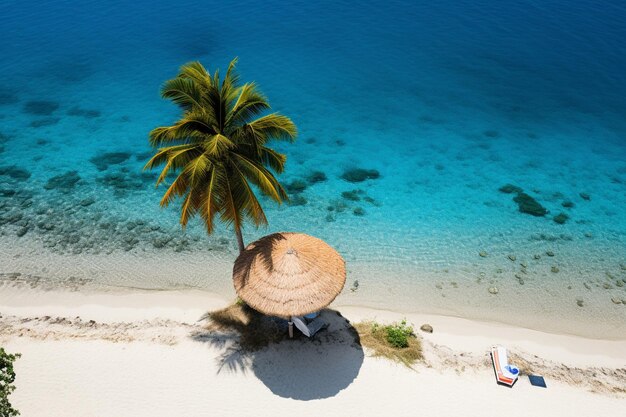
<box><xmin>1</xmin><ymin>286</ymin><xmax>625</xmax><ymax>417</ymax></box>
<box><xmin>2</xmin><ymin>285</ymin><xmax>626</xmax><ymax>363</ymax></box>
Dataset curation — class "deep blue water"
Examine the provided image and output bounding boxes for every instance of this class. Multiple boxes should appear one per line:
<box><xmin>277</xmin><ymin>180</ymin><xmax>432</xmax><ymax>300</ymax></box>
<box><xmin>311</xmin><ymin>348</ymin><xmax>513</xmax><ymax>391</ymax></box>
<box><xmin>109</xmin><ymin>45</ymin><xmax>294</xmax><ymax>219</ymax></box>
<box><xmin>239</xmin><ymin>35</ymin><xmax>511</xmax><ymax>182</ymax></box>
<box><xmin>1</xmin><ymin>0</ymin><xmax>625</xmax><ymax>334</ymax></box>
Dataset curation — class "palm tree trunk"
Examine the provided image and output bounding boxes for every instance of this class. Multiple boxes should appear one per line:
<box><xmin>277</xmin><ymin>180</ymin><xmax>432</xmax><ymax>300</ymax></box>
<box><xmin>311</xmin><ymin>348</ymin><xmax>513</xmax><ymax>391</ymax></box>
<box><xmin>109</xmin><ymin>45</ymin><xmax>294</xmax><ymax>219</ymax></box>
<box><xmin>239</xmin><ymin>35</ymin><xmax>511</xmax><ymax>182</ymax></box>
<box><xmin>235</xmin><ymin>225</ymin><xmax>245</xmax><ymax>254</ymax></box>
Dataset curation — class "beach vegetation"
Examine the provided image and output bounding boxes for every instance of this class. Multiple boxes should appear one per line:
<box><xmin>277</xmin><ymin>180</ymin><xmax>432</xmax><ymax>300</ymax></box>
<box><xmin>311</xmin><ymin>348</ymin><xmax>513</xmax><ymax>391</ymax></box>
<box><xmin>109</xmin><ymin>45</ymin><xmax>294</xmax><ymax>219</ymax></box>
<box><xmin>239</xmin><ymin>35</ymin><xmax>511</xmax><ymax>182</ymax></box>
<box><xmin>146</xmin><ymin>58</ymin><xmax>297</xmax><ymax>253</ymax></box>
<box><xmin>0</xmin><ymin>347</ymin><xmax>20</xmax><ymax>417</ymax></box>
<box><xmin>354</xmin><ymin>320</ymin><xmax>422</xmax><ymax>367</ymax></box>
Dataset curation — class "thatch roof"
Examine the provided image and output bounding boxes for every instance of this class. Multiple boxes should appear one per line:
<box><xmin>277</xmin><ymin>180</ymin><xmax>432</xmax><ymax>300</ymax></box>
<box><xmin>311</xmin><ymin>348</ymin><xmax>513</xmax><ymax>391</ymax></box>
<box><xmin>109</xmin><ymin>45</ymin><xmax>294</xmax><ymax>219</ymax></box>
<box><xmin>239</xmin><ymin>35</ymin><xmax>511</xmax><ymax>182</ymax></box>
<box><xmin>233</xmin><ymin>232</ymin><xmax>346</xmax><ymax>318</ymax></box>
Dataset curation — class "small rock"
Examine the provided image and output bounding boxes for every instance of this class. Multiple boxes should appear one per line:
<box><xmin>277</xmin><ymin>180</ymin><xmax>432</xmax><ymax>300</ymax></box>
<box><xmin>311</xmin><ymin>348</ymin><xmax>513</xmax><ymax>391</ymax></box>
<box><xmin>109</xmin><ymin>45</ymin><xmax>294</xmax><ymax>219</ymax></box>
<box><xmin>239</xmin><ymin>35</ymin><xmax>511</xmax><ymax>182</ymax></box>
<box><xmin>306</xmin><ymin>171</ymin><xmax>327</xmax><ymax>184</ymax></box>
<box><xmin>579</xmin><ymin>192</ymin><xmax>591</xmax><ymax>201</ymax></box>
<box><xmin>285</xmin><ymin>180</ymin><xmax>307</xmax><ymax>194</ymax></box>
<box><xmin>479</xmin><ymin>251</ymin><xmax>488</xmax><ymax>257</ymax></box>
<box><xmin>16</xmin><ymin>226</ymin><xmax>29</xmax><ymax>237</ymax></box>
<box><xmin>551</xmin><ymin>266</ymin><xmax>560</xmax><ymax>273</ymax></box>
<box><xmin>561</xmin><ymin>201</ymin><xmax>575</xmax><ymax>208</ymax></box>
<box><xmin>602</xmin><ymin>283</ymin><xmax>612</xmax><ymax>290</ymax></box>
<box><xmin>341</xmin><ymin>190</ymin><xmax>361</xmax><ymax>201</ymax></box>
<box><xmin>44</xmin><ymin>171</ymin><xmax>81</xmax><ymax>192</ymax></box>
<box><xmin>353</xmin><ymin>207</ymin><xmax>365</xmax><ymax>216</ymax></box>
<box><xmin>576</xmin><ymin>299</ymin><xmax>584</xmax><ymax>307</ymax></box>
<box><xmin>420</xmin><ymin>324</ymin><xmax>433</xmax><ymax>333</ymax></box>
<box><xmin>488</xmin><ymin>286</ymin><xmax>499</xmax><ymax>295</ymax></box>
<box><xmin>498</xmin><ymin>184</ymin><xmax>523</xmax><ymax>194</ymax></box>
<box><xmin>508</xmin><ymin>254</ymin><xmax>516</xmax><ymax>262</ymax></box>
<box><xmin>23</xmin><ymin>100</ymin><xmax>59</xmax><ymax>115</ymax></box>
<box><xmin>546</xmin><ymin>250</ymin><xmax>555</xmax><ymax>257</ymax></box>
<box><xmin>341</xmin><ymin>168</ymin><xmax>380</xmax><ymax>183</ymax></box>
<box><xmin>513</xmin><ymin>192</ymin><xmax>548</xmax><ymax>217</ymax></box>
<box><xmin>611</xmin><ymin>297</ymin><xmax>622</xmax><ymax>305</ymax></box>
<box><xmin>584</xmin><ymin>232</ymin><xmax>593</xmax><ymax>238</ymax></box>
<box><xmin>583</xmin><ymin>282</ymin><xmax>591</xmax><ymax>290</ymax></box>
<box><xmin>533</xmin><ymin>254</ymin><xmax>541</xmax><ymax>260</ymax></box>
<box><xmin>553</xmin><ymin>212</ymin><xmax>569</xmax><ymax>225</ymax></box>
<box><xmin>80</xmin><ymin>197</ymin><xmax>95</xmax><ymax>206</ymax></box>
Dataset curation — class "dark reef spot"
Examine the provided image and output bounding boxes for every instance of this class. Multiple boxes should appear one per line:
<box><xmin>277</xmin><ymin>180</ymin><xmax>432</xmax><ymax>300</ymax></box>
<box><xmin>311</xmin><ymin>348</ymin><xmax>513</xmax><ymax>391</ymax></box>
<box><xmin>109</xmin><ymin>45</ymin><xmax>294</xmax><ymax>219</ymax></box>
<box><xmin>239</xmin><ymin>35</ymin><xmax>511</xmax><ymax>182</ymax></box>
<box><xmin>285</xmin><ymin>180</ymin><xmax>307</xmax><ymax>194</ymax></box>
<box><xmin>90</xmin><ymin>152</ymin><xmax>131</xmax><ymax>171</ymax></box>
<box><xmin>561</xmin><ymin>201</ymin><xmax>575</xmax><ymax>208</ymax></box>
<box><xmin>305</xmin><ymin>137</ymin><xmax>316</xmax><ymax>144</ymax></box>
<box><xmin>45</xmin><ymin>58</ymin><xmax>93</xmax><ymax>83</ymax></box>
<box><xmin>0</xmin><ymin>165</ymin><xmax>31</xmax><ymax>180</ymax></box>
<box><xmin>499</xmin><ymin>184</ymin><xmax>523</xmax><ymax>194</ymax></box>
<box><xmin>135</xmin><ymin>151</ymin><xmax>154</xmax><ymax>161</ymax></box>
<box><xmin>363</xmin><ymin>196</ymin><xmax>380</xmax><ymax>206</ymax></box>
<box><xmin>30</xmin><ymin>117</ymin><xmax>60</xmax><ymax>128</ymax></box>
<box><xmin>341</xmin><ymin>168</ymin><xmax>380</xmax><ymax>183</ymax></box>
<box><xmin>287</xmin><ymin>195</ymin><xmax>307</xmax><ymax>206</ymax></box>
<box><xmin>579</xmin><ymin>192</ymin><xmax>591</xmax><ymax>201</ymax></box>
<box><xmin>353</xmin><ymin>207</ymin><xmax>366</xmax><ymax>216</ymax></box>
<box><xmin>36</xmin><ymin>138</ymin><xmax>48</xmax><ymax>146</ymax></box>
<box><xmin>97</xmin><ymin>170</ymin><xmax>145</xmax><ymax>197</ymax></box>
<box><xmin>306</xmin><ymin>171</ymin><xmax>327</xmax><ymax>184</ymax></box>
<box><xmin>44</xmin><ymin>171</ymin><xmax>81</xmax><ymax>192</ymax></box>
<box><xmin>80</xmin><ymin>196</ymin><xmax>95</xmax><ymax>206</ymax></box>
<box><xmin>23</xmin><ymin>100</ymin><xmax>59</xmax><ymax>116</ymax></box>
<box><xmin>335</xmin><ymin>139</ymin><xmax>345</xmax><ymax>146</ymax></box>
<box><xmin>341</xmin><ymin>190</ymin><xmax>361</xmax><ymax>201</ymax></box>
<box><xmin>483</xmin><ymin>130</ymin><xmax>500</xmax><ymax>138</ymax></box>
<box><xmin>0</xmin><ymin>132</ymin><xmax>8</xmax><ymax>144</ymax></box>
<box><xmin>0</xmin><ymin>88</ymin><xmax>18</xmax><ymax>105</ymax></box>
<box><xmin>0</xmin><ymin>188</ymin><xmax>16</xmax><ymax>197</ymax></box>
<box><xmin>553</xmin><ymin>212</ymin><xmax>569</xmax><ymax>225</ymax></box>
<box><xmin>513</xmin><ymin>192</ymin><xmax>547</xmax><ymax>217</ymax></box>
<box><xmin>67</xmin><ymin>106</ymin><xmax>101</xmax><ymax>118</ymax></box>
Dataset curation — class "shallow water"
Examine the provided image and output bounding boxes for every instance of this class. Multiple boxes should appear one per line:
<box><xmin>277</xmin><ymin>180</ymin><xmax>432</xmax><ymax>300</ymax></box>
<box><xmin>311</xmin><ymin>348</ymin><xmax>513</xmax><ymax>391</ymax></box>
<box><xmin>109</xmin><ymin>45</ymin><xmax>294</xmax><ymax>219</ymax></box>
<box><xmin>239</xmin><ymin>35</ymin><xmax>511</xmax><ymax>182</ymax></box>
<box><xmin>1</xmin><ymin>0</ymin><xmax>625</xmax><ymax>337</ymax></box>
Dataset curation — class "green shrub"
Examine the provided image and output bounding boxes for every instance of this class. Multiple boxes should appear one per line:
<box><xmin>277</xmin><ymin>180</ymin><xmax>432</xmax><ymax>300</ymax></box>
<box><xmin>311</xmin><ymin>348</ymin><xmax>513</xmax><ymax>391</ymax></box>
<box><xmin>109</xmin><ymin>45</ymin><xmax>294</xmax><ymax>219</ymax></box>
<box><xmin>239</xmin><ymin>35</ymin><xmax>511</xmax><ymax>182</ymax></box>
<box><xmin>384</xmin><ymin>320</ymin><xmax>413</xmax><ymax>348</ymax></box>
<box><xmin>355</xmin><ymin>320</ymin><xmax>422</xmax><ymax>367</ymax></box>
<box><xmin>0</xmin><ymin>347</ymin><xmax>21</xmax><ymax>417</ymax></box>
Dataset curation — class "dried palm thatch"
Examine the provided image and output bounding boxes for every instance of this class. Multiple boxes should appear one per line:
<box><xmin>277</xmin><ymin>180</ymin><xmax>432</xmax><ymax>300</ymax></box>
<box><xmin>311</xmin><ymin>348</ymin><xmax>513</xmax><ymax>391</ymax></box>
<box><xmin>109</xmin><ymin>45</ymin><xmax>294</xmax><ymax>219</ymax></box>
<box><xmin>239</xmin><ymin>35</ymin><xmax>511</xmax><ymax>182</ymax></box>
<box><xmin>233</xmin><ymin>232</ymin><xmax>346</xmax><ymax>318</ymax></box>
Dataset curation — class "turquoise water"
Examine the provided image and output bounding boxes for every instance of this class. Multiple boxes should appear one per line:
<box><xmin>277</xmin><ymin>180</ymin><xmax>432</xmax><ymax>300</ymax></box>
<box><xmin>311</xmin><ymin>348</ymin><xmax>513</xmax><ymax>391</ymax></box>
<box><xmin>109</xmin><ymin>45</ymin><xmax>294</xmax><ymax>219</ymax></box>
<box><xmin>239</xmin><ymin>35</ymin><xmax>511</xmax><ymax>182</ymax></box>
<box><xmin>1</xmin><ymin>1</ymin><xmax>625</xmax><ymax>336</ymax></box>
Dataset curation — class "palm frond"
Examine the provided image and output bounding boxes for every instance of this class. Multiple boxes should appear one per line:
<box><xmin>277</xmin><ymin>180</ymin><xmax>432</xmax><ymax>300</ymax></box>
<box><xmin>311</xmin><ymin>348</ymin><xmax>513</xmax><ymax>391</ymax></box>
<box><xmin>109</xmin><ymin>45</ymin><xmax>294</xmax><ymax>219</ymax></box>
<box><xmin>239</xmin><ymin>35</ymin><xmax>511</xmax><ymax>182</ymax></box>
<box><xmin>178</xmin><ymin>61</ymin><xmax>211</xmax><ymax>88</ymax></box>
<box><xmin>161</xmin><ymin>77</ymin><xmax>204</xmax><ymax>111</ymax></box>
<box><xmin>149</xmin><ymin>115</ymin><xmax>214</xmax><ymax>147</ymax></box>
<box><xmin>159</xmin><ymin>170</ymin><xmax>189</xmax><ymax>207</ymax></box>
<box><xmin>245</xmin><ymin>113</ymin><xmax>297</xmax><ymax>144</ymax></box>
<box><xmin>232</xmin><ymin>152</ymin><xmax>287</xmax><ymax>202</ymax></box>
<box><xmin>229</xmin><ymin>163</ymin><xmax>268</xmax><ymax>227</ymax></box>
<box><xmin>198</xmin><ymin>166</ymin><xmax>222</xmax><ymax>234</ymax></box>
<box><xmin>203</xmin><ymin>133</ymin><xmax>235</xmax><ymax>156</ymax></box>
<box><xmin>226</xmin><ymin>83</ymin><xmax>270</xmax><ymax>128</ymax></box>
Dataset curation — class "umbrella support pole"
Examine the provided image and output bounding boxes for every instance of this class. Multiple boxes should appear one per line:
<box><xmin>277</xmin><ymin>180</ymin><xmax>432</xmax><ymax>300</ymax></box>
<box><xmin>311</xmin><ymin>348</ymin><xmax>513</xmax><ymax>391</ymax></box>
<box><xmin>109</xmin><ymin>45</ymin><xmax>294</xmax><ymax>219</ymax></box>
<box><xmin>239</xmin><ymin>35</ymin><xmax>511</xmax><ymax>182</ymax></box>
<box><xmin>288</xmin><ymin>321</ymin><xmax>293</xmax><ymax>338</ymax></box>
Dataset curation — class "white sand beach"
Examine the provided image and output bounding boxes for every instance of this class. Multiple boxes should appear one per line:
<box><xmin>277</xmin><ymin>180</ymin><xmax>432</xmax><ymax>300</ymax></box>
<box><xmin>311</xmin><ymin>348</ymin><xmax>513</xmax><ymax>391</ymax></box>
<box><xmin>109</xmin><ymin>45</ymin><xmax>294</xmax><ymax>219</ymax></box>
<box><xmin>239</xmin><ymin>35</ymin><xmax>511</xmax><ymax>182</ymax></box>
<box><xmin>1</xmin><ymin>288</ymin><xmax>624</xmax><ymax>417</ymax></box>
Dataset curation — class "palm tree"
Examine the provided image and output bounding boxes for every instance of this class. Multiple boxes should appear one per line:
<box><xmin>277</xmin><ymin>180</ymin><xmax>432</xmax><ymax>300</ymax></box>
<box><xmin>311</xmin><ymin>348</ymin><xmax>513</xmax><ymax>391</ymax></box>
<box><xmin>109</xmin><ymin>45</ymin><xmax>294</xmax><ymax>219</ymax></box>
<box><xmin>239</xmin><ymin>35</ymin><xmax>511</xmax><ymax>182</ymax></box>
<box><xmin>145</xmin><ymin>58</ymin><xmax>297</xmax><ymax>253</ymax></box>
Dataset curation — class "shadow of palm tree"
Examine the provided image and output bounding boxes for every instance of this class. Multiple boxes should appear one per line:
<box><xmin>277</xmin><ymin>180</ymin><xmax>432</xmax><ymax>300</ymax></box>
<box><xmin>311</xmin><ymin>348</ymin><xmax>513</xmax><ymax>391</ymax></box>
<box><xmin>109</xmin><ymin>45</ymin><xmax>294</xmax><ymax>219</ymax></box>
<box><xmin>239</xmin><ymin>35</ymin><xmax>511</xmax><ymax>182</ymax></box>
<box><xmin>190</xmin><ymin>306</ymin><xmax>364</xmax><ymax>400</ymax></box>
<box><xmin>232</xmin><ymin>233</ymin><xmax>287</xmax><ymax>286</ymax></box>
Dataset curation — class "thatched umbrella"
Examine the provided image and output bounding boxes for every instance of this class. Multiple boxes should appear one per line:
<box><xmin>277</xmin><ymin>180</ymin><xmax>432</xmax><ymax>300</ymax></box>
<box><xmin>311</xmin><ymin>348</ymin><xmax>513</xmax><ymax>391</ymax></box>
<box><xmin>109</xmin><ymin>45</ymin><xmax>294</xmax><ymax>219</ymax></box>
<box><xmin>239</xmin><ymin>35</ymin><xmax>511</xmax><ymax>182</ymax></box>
<box><xmin>233</xmin><ymin>232</ymin><xmax>346</xmax><ymax>337</ymax></box>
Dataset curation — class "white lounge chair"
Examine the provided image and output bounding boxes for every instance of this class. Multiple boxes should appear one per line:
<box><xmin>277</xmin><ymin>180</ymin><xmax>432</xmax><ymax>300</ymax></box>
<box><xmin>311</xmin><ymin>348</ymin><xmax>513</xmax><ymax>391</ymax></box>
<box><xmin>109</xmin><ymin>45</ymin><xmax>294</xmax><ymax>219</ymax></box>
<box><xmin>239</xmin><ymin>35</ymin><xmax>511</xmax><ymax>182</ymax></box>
<box><xmin>289</xmin><ymin>315</ymin><xmax>329</xmax><ymax>338</ymax></box>
<box><xmin>491</xmin><ymin>345</ymin><xmax>519</xmax><ymax>387</ymax></box>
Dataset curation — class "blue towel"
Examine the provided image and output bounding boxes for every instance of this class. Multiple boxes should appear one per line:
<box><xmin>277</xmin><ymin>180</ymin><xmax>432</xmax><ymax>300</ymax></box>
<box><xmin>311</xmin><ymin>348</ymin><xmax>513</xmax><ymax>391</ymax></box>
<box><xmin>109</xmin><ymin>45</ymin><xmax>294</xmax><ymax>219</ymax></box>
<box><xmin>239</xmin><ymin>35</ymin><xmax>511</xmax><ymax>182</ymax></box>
<box><xmin>528</xmin><ymin>375</ymin><xmax>547</xmax><ymax>388</ymax></box>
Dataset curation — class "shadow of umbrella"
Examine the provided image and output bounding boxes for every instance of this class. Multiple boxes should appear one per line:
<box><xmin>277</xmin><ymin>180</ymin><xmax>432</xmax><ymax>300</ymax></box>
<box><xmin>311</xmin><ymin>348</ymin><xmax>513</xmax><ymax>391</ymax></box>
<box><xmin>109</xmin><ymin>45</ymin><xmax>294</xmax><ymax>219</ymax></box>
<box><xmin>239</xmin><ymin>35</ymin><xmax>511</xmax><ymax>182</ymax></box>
<box><xmin>251</xmin><ymin>311</ymin><xmax>364</xmax><ymax>400</ymax></box>
<box><xmin>191</xmin><ymin>309</ymin><xmax>364</xmax><ymax>400</ymax></box>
